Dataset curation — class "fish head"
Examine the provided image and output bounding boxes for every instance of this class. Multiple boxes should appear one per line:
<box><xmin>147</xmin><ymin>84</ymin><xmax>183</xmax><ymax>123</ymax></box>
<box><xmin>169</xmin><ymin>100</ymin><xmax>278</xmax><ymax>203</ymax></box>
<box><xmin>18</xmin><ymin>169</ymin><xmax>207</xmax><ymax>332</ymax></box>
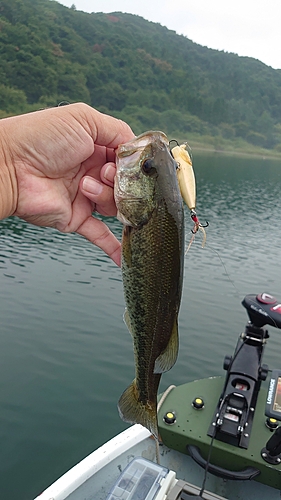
<box><xmin>115</xmin><ymin>131</ymin><xmax>178</xmax><ymax>227</ymax></box>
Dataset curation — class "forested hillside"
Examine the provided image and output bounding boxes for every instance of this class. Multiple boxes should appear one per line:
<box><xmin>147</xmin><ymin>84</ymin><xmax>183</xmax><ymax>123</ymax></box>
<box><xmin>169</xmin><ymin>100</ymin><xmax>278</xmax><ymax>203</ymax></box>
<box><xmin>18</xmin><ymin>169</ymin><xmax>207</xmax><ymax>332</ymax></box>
<box><xmin>1</xmin><ymin>0</ymin><xmax>281</xmax><ymax>151</ymax></box>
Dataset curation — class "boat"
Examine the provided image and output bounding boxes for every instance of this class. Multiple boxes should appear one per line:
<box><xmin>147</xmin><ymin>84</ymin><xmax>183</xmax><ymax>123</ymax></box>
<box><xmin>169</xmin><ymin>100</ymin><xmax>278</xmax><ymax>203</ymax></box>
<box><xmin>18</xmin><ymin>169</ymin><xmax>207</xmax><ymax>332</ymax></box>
<box><xmin>35</xmin><ymin>292</ymin><xmax>281</xmax><ymax>499</ymax></box>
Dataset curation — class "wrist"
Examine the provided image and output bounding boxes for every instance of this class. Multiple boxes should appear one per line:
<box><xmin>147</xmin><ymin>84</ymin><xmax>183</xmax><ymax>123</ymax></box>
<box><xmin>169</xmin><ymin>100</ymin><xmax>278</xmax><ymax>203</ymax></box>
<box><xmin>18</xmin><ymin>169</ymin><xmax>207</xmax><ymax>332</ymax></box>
<box><xmin>0</xmin><ymin>119</ymin><xmax>18</xmax><ymax>220</ymax></box>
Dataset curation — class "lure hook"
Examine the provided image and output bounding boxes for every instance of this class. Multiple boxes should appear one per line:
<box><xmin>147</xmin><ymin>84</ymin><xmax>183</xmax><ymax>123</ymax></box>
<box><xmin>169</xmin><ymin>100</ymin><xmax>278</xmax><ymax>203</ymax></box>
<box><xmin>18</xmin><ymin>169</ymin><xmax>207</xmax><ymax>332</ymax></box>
<box><xmin>191</xmin><ymin>220</ymin><xmax>209</xmax><ymax>232</ymax></box>
<box><xmin>169</xmin><ymin>139</ymin><xmax>179</xmax><ymax>151</ymax></box>
<box><xmin>187</xmin><ymin>209</ymin><xmax>208</xmax><ymax>252</ymax></box>
<box><xmin>191</xmin><ymin>223</ymin><xmax>209</xmax><ymax>234</ymax></box>
<box><xmin>190</xmin><ymin>210</ymin><xmax>208</xmax><ymax>233</ymax></box>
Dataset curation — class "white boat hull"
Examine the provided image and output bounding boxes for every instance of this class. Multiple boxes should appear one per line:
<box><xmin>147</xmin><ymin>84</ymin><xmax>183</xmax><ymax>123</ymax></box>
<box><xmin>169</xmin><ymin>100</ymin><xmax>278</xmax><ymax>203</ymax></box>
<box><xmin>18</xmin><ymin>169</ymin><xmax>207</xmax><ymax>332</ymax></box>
<box><xmin>35</xmin><ymin>423</ymin><xmax>280</xmax><ymax>500</ymax></box>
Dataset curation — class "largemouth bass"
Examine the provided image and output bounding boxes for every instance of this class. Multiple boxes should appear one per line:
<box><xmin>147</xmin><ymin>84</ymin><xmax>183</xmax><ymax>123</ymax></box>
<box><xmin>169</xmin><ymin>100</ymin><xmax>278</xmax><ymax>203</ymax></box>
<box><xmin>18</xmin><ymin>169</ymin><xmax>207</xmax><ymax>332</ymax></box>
<box><xmin>115</xmin><ymin>131</ymin><xmax>184</xmax><ymax>439</ymax></box>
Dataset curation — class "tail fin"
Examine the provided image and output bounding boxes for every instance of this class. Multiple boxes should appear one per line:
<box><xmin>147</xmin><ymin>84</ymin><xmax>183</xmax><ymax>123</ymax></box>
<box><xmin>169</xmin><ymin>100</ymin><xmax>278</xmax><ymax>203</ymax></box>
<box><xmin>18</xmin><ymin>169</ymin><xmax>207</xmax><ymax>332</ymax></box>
<box><xmin>118</xmin><ymin>379</ymin><xmax>158</xmax><ymax>439</ymax></box>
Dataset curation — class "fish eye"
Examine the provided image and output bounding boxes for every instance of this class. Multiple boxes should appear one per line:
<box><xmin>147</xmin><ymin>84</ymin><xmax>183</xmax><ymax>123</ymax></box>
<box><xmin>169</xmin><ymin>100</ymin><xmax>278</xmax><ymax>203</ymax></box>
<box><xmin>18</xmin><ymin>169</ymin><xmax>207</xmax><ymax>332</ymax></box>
<box><xmin>142</xmin><ymin>158</ymin><xmax>156</xmax><ymax>176</ymax></box>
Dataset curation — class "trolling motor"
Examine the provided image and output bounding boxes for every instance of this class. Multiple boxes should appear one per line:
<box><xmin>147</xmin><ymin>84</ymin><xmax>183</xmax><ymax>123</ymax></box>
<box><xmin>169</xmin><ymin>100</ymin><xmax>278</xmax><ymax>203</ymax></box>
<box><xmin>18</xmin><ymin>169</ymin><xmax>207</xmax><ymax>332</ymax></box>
<box><xmin>208</xmin><ymin>293</ymin><xmax>281</xmax><ymax>449</ymax></box>
<box><xmin>157</xmin><ymin>292</ymin><xmax>281</xmax><ymax>496</ymax></box>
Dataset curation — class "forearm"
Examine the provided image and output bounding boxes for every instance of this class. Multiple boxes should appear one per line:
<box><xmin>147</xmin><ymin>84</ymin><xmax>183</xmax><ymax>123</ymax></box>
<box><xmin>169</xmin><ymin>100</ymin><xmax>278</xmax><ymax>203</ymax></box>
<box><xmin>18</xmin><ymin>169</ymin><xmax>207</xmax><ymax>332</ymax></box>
<box><xmin>0</xmin><ymin>118</ymin><xmax>18</xmax><ymax>220</ymax></box>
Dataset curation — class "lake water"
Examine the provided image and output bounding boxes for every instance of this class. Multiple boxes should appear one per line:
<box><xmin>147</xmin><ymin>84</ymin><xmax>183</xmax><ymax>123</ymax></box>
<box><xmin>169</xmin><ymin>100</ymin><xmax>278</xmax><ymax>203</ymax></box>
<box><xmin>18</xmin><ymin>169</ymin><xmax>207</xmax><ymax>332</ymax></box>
<box><xmin>0</xmin><ymin>152</ymin><xmax>281</xmax><ymax>499</ymax></box>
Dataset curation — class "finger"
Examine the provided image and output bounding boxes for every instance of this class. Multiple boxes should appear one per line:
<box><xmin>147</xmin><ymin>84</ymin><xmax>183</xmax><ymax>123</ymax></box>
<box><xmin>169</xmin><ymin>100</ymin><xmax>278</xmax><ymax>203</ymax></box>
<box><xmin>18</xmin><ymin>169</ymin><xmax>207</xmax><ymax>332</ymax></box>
<box><xmin>93</xmin><ymin>112</ymin><xmax>134</xmax><ymax>148</ymax></box>
<box><xmin>93</xmin><ymin>145</ymin><xmax>116</xmax><ymax>165</ymax></box>
<box><xmin>101</xmin><ymin>162</ymin><xmax>116</xmax><ymax>187</ymax></box>
<box><xmin>77</xmin><ymin>216</ymin><xmax>121</xmax><ymax>266</ymax></box>
<box><xmin>81</xmin><ymin>160</ymin><xmax>116</xmax><ymax>188</ymax></box>
<box><xmin>80</xmin><ymin>175</ymin><xmax>117</xmax><ymax>216</ymax></box>
<box><xmin>75</xmin><ymin>103</ymin><xmax>135</xmax><ymax>148</ymax></box>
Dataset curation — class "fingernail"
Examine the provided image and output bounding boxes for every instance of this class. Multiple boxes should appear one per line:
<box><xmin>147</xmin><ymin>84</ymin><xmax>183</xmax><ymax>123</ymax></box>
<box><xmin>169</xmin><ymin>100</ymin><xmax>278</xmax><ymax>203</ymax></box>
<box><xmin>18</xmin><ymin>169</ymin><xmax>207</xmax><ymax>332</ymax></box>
<box><xmin>82</xmin><ymin>177</ymin><xmax>102</xmax><ymax>195</ymax></box>
<box><xmin>103</xmin><ymin>164</ymin><xmax>116</xmax><ymax>183</ymax></box>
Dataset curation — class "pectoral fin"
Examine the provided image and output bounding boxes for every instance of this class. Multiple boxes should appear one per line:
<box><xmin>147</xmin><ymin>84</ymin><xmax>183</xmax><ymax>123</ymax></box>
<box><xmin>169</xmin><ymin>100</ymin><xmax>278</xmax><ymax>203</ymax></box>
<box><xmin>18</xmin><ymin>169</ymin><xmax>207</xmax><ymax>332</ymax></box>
<box><xmin>123</xmin><ymin>308</ymin><xmax>133</xmax><ymax>336</ymax></box>
<box><xmin>154</xmin><ymin>319</ymin><xmax>179</xmax><ymax>374</ymax></box>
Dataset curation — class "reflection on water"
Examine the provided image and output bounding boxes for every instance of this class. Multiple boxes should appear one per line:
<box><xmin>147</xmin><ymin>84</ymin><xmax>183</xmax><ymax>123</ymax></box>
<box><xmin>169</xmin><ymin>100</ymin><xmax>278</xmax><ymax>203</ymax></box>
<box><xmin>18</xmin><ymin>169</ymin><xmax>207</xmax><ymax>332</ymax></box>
<box><xmin>0</xmin><ymin>154</ymin><xmax>281</xmax><ymax>499</ymax></box>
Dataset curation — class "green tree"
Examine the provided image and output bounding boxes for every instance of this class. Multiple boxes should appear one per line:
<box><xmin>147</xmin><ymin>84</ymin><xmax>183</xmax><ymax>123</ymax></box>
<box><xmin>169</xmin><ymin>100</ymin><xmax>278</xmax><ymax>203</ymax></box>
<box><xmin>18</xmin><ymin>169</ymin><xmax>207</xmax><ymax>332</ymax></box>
<box><xmin>0</xmin><ymin>0</ymin><xmax>281</xmax><ymax>150</ymax></box>
<box><xmin>246</xmin><ymin>131</ymin><xmax>266</xmax><ymax>147</ymax></box>
<box><xmin>0</xmin><ymin>84</ymin><xmax>27</xmax><ymax>112</ymax></box>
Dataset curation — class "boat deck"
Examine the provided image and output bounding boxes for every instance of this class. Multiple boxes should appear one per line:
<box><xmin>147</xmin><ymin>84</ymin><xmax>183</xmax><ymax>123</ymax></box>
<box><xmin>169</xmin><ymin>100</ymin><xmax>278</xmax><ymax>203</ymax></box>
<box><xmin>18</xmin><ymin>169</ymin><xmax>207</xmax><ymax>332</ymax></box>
<box><xmin>36</xmin><ymin>424</ymin><xmax>280</xmax><ymax>500</ymax></box>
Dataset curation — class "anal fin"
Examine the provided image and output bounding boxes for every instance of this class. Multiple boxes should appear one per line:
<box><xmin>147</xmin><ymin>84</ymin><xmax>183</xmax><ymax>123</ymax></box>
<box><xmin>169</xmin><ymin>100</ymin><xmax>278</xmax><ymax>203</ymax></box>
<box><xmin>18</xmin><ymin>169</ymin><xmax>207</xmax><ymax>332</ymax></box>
<box><xmin>154</xmin><ymin>318</ymin><xmax>179</xmax><ymax>373</ymax></box>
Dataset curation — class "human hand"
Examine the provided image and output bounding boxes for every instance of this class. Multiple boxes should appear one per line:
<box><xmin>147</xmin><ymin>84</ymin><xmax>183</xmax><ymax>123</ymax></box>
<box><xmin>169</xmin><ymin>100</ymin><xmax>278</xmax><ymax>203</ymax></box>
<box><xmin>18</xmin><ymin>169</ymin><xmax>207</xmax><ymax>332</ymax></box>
<box><xmin>0</xmin><ymin>103</ymin><xmax>134</xmax><ymax>265</ymax></box>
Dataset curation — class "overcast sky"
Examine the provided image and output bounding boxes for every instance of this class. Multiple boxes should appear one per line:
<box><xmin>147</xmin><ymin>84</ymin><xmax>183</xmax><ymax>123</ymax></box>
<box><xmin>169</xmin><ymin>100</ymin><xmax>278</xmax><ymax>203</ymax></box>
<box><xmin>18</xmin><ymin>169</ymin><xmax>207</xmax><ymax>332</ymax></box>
<box><xmin>58</xmin><ymin>0</ymin><xmax>281</xmax><ymax>70</ymax></box>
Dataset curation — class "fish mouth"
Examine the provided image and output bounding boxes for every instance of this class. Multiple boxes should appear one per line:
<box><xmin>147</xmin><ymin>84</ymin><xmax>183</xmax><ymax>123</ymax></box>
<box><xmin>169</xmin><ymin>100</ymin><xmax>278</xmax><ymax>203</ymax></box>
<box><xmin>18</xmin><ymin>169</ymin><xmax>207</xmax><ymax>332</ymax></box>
<box><xmin>117</xmin><ymin>131</ymin><xmax>168</xmax><ymax>158</ymax></box>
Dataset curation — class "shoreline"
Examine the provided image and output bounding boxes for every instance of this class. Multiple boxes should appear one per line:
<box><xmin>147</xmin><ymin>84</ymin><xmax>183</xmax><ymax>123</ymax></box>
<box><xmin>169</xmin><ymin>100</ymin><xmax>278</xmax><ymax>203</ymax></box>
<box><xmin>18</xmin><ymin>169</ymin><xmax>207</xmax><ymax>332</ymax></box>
<box><xmin>189</xmin><ymin>144</ymin><xmax>281</xmax><ymax>161</ymax></box>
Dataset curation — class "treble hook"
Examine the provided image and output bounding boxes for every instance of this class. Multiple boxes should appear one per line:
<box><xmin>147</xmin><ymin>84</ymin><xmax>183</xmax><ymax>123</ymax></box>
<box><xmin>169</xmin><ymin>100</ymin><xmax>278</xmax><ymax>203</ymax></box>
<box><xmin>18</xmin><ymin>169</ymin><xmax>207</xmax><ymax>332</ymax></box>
<box><xmin>191</xmin><ymin>220</ymin><xmax>209</xmax><ymax>233</ymax></box>
<box><xmin>190</xmin><ymin>210</ymin><xmax>208</xmax><ymax>232</ymax></box>
<box><xmin>186</xmin><ymin>210</ymin><xmax>208</xmax><ymax>253</ymax></box>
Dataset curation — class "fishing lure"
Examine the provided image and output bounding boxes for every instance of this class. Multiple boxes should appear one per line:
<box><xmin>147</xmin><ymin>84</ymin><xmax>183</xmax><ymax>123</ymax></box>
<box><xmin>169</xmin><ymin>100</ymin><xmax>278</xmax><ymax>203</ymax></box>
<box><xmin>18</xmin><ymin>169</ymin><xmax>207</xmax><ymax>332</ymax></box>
<box><xmin>170</xmin><ymin>141</ymin><xmax>208</xmax><ymax>251</ymax></box>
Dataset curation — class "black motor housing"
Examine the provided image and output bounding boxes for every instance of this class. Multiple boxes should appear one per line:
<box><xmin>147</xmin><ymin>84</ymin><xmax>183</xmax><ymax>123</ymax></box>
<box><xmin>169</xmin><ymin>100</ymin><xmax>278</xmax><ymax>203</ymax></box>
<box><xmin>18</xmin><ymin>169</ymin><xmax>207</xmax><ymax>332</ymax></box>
<box><xmin>208</xmin><ymin>292</ymin><xmax>281</xmax><ymax>448</ymax></box>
